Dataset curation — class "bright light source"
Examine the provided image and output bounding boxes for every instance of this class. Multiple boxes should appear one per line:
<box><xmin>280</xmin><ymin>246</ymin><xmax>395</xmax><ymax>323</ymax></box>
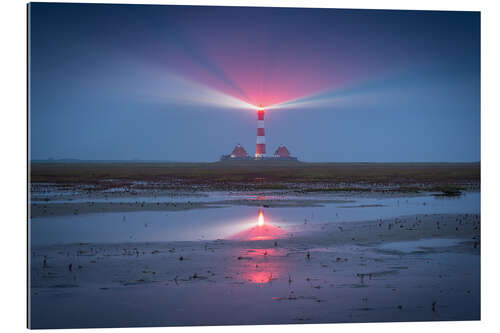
<box><xmin>258</xmin><ymin>210</ymin><xmax>265</xmax><ymax>227</ymax></box>
<box><xmin>252</xmin><ymin>104</ymin><xmax>265</xmax><ymax>111</ymax></box>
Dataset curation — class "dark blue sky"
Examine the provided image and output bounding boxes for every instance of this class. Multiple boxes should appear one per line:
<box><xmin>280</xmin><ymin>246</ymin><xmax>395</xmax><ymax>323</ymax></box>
<box><xmin>29</xmin><ymin>3</ymin><xmax>480</xmax><ymax>162</ymax></box>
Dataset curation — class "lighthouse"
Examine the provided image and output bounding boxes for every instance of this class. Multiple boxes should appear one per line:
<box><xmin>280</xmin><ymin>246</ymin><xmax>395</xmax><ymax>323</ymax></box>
<box><xmin>219</xmin><ymin>104</ymin><xmax>298</xmax><ymax>162</ymax></box>
<box><xmin>255</xmin><ymin>105</ymin><xmax>266</xmax><ymax>158</ymax></box>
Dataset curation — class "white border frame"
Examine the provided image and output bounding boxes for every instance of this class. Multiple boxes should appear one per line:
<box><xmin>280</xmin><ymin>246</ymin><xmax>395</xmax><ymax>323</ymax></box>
<box><xmin>1</xmin><ymin>0</ymin><xmax>498</xmax><ymax>332</ymax></box>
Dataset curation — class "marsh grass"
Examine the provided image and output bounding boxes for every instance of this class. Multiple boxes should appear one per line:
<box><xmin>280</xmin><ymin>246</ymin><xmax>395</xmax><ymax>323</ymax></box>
<box><xmin>30</xmin><ymin>161</ymin><xmax>479</xmax><ymax>192</ymax></box>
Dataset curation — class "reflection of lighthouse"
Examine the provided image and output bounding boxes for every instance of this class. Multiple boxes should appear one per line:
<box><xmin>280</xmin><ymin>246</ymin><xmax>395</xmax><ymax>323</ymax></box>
<box><xmin>258</xmin><ymin>208</ymin><xmax>264</xmax><ymax>226</ymax></box>
<box><xmin>255</xmin><ymin>106</ymin><xmax>266</xmax><ymax>158</ymax></box>
<box><xmin>230</xmin><ymin>207</ymin><xmax>286</xmax><ymax>241</ymax></box>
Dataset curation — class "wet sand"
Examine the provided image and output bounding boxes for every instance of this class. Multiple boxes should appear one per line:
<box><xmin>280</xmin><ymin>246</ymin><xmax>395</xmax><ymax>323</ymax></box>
<box><xmin>30</xmin><ymin>198</ymin><xmax>354</xmax><ymax>218</ymax></box>
<box><xmin>29</xmin><ymin>212</ymin><xmax>480</xmax><ymax>328</ymax></box>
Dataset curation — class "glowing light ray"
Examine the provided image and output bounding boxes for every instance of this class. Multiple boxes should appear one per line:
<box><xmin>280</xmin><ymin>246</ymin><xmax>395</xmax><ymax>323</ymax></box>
<box><xmin>264</xmin><ymin>81</ymin><xmax>391</xmax><ymax>111</ymax></box>
<box><xmin>129</xmin><ymin>65</ymin><xmax>259</xmax><ymax>111</ymax></box>
<box><xmin>123</xmin><ymin>63</ymin><xmax>385</xmax><ymax>113</ymax></box>
<box><xmin>175</xmin><ymin>32</ymin><xmax>251</xmax><ymax>102</ymax></box>
<box><xmin>262</xmin><ymin>69</ymin><xmax>426</xmax><ymax>111</ymax></box>
<box><xmin>265</xmin><ymin>95</ymin><xmax>349</xmax><ymax>111</ymax></box>
<box><xmin>157</xmin><ymin>74</ymin><xmax>258</xmax><ymax>110</ymax></box>
<box><xmin>128</xmin><ymin>64</ymin><xmax>383</xmax><ymax>113</ymax></box>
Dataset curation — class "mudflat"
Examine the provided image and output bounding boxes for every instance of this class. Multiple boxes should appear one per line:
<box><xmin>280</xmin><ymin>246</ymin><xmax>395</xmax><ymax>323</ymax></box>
<box><xmin>29</xmin><ymin>162</ymin><xmax>481</xmax><ymax>328</ymax></box>
<box><xmin>30</xmin><ymin>213</ymin><xmax>480</xmax><ymax>328</ymax></box>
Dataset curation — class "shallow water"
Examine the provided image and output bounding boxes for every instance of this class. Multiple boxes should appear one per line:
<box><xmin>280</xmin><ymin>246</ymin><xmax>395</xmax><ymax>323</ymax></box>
<box><xmin>378</xmin><ymin>238</ymin><xmax>468</xmax><ymax>253</ymax></box>
<box><xmin>29</xmin><ymin>240</ymin><xmax>480</xmax><ymax>328</ymax></box>
<box><xmin>30</xmin><ymin>190</ymin><xmax>295</xmax><ymax>204</ymax></box>
<box><xmin>29</xmin><ymin>190</ymin><xmax>481</xmax><ymax>328</ymax></box>
<box><xmin>30</xmin><ymin>192</ymin><xmax>480</xmax><ymax>246</ymax></box>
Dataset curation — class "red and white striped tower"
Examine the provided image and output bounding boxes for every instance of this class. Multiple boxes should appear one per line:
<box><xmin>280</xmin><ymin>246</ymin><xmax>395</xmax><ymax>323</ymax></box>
<box><xmin>255</xmin><ymin>105</ymin><xmax>266</xmax><ymax>158</ymax></box>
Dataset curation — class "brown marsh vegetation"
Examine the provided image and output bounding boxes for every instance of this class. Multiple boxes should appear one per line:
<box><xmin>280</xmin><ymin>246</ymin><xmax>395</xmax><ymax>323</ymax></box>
<box><xmin>30</xmin><ymin>161</ymin><xmax>479</xmax><ymax>193</ymax></box>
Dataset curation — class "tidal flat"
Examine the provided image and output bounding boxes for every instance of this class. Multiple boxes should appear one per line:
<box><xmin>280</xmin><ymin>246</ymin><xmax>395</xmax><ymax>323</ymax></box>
<box><xmin>29</xmin><ymin>162</ymin><xmax>480</xmax><ymax>328</ymax></box>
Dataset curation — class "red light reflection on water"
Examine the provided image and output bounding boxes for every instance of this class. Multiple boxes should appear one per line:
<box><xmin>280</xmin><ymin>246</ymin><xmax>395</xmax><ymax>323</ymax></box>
<box><xmin>257</xmin><ymin>210</ymin><xmax>264</xmax><ymax>226</ymax></box>
<box><xmin>239</xmin><ymin>248</ymin><xmax>281</xmax><ymax>284</ymax></box>
<box><xmin>230</xmin><ymin>210</ymin><xmax>286</xmax><ymax>284</ymax></box>
<box><xmin>230</xmin><ymin>209</ymin><xmax>286</xmax><ymax>241</ymax></box>
<box><xmin>249</xmin><ymin>195</ymin><xmax>283</xmax><ymax>201</ymax></box>
<box><xmin>249</xmin><ymin>248</ymin><xmax>278</xmax><ymax>256</ymax></box>
<box><xmin>245</xmin><ymin>270</ymin><xmax>277</xmax><ymax>284</ymax></box>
